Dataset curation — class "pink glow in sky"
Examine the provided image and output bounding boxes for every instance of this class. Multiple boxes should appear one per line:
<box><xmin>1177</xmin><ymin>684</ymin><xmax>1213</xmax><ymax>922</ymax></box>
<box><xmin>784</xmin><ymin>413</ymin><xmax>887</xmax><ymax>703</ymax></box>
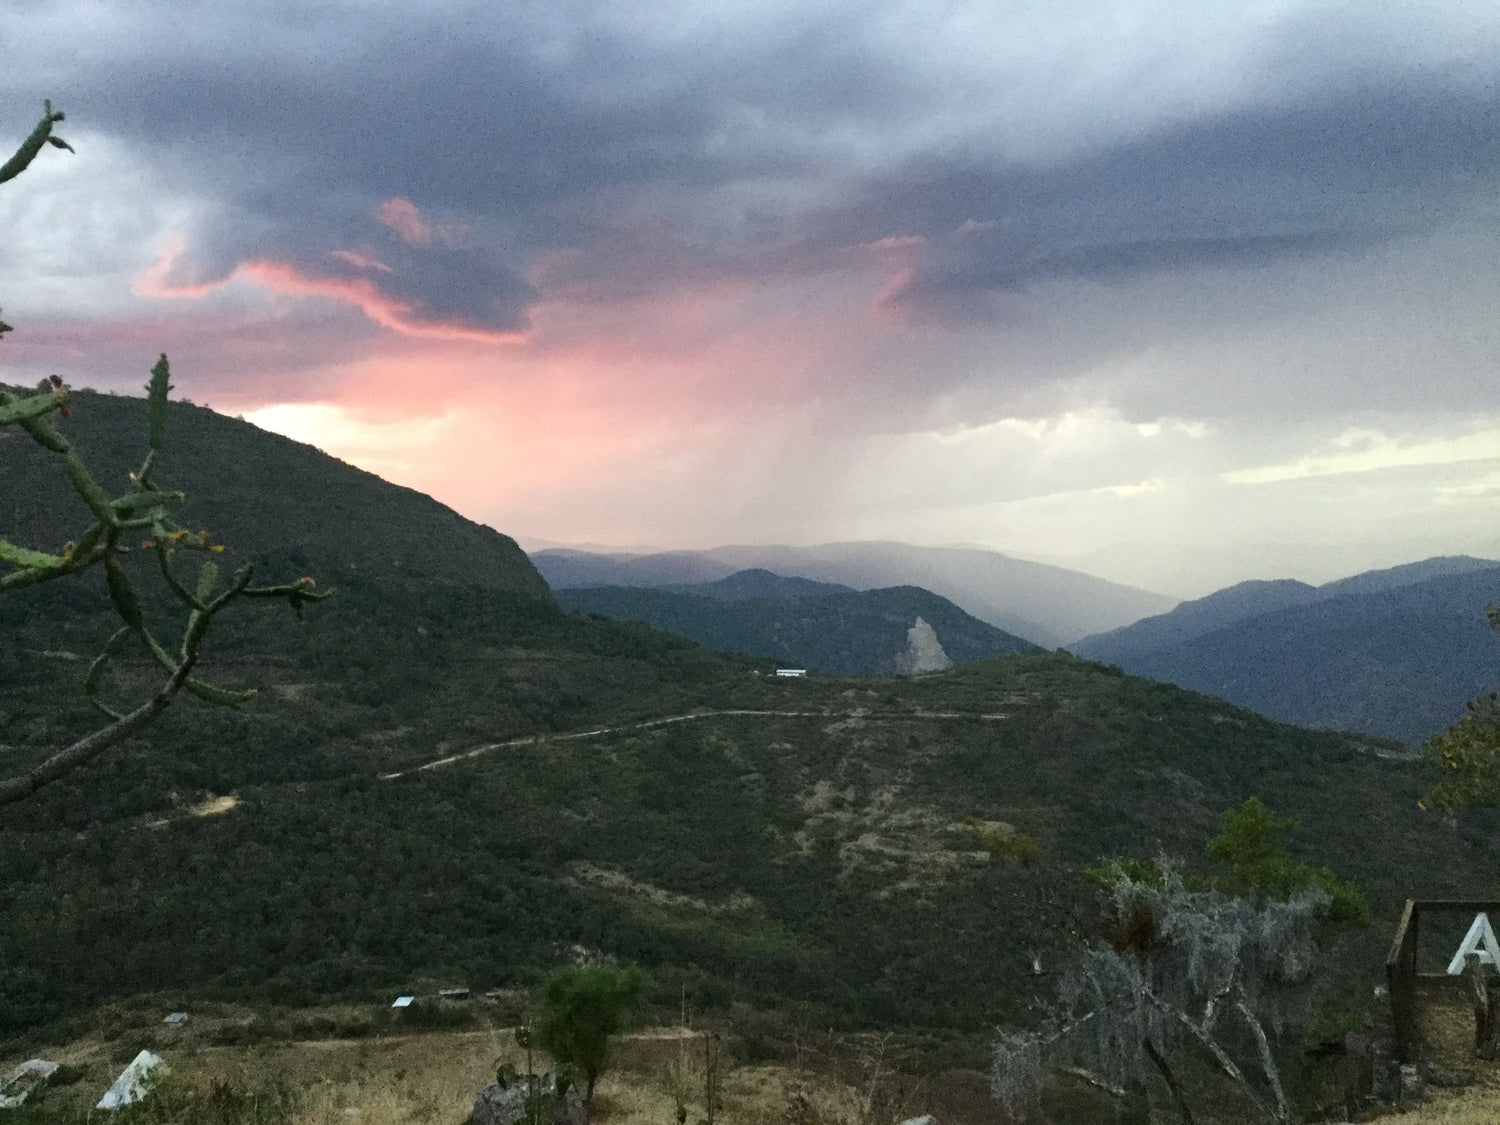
<box><xmin>3</xmin><ymin>1</ymin><xmax>1500</xmax><ymax>596</ymax></box>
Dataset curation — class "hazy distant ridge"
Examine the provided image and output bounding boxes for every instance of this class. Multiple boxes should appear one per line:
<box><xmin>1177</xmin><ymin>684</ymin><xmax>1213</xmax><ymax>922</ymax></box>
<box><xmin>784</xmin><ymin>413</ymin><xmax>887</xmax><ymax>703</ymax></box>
<box><xmin>533</xmin><ymin>542</ymin><xmax>1177</xmax><ymax>646</ymax></box>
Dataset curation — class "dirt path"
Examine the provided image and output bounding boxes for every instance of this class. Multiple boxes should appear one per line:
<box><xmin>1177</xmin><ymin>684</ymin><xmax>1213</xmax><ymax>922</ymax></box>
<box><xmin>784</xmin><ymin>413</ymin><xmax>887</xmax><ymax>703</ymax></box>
<box><xmin>379</xmin><ymin>707</ymin><xmax>1012</xmax><ymax>779</ymax></box>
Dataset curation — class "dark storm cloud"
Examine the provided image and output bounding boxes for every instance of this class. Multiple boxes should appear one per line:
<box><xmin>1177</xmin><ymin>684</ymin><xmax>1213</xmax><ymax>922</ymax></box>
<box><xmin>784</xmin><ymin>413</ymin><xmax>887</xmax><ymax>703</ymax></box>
<box><xmin>3</xmin><ymin>4</ymin><xmax>758</xmax><ymax>332</ymax></box>
<box><xmin>814</xmin><ymin>80</ymin><xmax>1500</xmax><ymax>320</ymax></box>
<box><xmin>4</xmin><ymin>2</ymin><xmax>906</xmax><ymax>330</ymax></box>
<box><xmin>3</xmin><ymin>2</ymin><xmax>1498</xmax><ymax>334</ymax></box>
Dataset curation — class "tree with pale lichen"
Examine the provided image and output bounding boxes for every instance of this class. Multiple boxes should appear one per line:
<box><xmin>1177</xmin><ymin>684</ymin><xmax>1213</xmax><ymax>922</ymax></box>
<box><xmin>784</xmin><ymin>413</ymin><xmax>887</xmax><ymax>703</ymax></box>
<box><xmin>991</xmin><ymin>800</ymin><xmax>1368</xmax><ymax>1125</ymax></box>
<box><xmin>0</xmin><ymin>102</ymin><xmax>330</xmax><ymax>808</ymax></box>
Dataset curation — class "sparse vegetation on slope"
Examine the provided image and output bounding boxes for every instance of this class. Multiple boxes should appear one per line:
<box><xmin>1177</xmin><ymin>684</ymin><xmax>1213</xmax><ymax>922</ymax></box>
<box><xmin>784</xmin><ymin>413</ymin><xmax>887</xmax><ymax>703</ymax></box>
<box><xmin>4</xmin><ymin>581</ymin><xmax>1491</xmax><ymax>1046</ymax></box>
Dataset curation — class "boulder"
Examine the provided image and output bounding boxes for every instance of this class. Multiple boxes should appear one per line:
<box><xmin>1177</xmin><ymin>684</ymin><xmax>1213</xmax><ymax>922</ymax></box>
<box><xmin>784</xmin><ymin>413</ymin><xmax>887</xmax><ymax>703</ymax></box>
<box><xmin>471</xmin><ymin>1077</ymin><xmax>588</xmax><ymax>1125</ymax></box>
<box><xmin>98</xmin><ymin>1050</ymin><xmax>165</xmax><ymax>1110</ymax></box>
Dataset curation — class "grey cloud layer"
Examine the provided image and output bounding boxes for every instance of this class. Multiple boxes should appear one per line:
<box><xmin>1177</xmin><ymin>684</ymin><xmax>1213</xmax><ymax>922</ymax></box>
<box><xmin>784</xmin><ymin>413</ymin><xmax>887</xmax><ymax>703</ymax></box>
<box><xmin>809</xmin><ymin>79</ymin><xmax>1500</xmax><ymax>319</ymax></box>
<box><xmin>3</xmin><ymin>1</ymin><xmax>1498</xmax><ymax>344</ymax></box>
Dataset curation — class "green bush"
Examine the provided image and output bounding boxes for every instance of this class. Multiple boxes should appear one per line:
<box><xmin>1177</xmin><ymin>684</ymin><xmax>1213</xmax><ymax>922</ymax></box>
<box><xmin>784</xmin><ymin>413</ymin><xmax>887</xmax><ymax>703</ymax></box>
<box><xmin>534</xmin><ymin>962</ymin><xmax>647</xmax><ymax>1101</ymax></box>
<box><xmin>960</xmin><ymin>817</ymin><xmax>1039</xmax><ymax>866</ymax></box>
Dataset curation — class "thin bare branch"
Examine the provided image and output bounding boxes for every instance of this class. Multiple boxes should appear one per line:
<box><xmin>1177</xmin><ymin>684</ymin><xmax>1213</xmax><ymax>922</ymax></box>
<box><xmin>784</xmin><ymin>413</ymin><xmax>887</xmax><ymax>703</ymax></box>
<box><xmin>1234</xmin><ymin>998</ymin><xmax>1290</xmax><ymax>1125</ymax></box>
<box><xmin>1156</xmin><ymin>995</ymin><xmax>1275</xmax><ymax>1125</ymax></box>
<box><xmin>1059</xmin><ymin>1066</ymin><xmax>1127</xmax><ymax>1099</ymax></box>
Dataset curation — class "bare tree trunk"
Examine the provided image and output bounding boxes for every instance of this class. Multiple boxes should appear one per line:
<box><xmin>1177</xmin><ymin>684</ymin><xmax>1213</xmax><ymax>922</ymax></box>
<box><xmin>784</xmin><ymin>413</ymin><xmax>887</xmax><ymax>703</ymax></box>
<box><xmin>1234</xmin><ymin>998</ymin><xmax>1290</xmax><ymax>1125</ymax></box>
<box><xmin>1143</xmin><ymin>1039</ymin><xmax>1195</xmax><ymax>1125</ymax></box>
<box><xmin>1160</xmin><ymin>1002</ymin><xmax>1276</xmax><ymax>1125</ymax></box>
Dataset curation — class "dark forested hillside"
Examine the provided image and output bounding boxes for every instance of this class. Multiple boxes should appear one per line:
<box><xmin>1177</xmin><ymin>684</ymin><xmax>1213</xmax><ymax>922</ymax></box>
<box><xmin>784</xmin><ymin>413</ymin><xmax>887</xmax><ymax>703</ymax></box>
<box><xmin>2</xmin><ymin>559</ymin><xmax>1491</xmax><ymax>1040</ymax></box>
<box><xmin>0</xmin><ymin>387</ymin><xmax>551</xmax><ymax>601</ymax></box>
<box><xmin>1074</xmin><ymin>562</ymin><xmax>1500</xmax><ymax>744</ymax></box>
<box><xmin>556</xmin><ymin>575</ymin><xmax>1041</xmax><ymax>675</ymax></box>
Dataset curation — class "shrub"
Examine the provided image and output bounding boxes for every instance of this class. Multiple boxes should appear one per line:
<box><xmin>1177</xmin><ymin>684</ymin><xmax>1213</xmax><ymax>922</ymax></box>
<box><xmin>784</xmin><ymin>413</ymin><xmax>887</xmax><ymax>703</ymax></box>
<box><xmin>534</xmin><ymin>963</ymin><xmax>647</xmax><ymax>1101</ymax></box>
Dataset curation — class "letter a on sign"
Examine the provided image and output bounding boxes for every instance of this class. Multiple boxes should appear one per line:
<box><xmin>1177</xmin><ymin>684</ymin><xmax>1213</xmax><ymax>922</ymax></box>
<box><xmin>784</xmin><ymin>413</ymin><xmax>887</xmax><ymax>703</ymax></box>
<box><xmin>1447</xmin><ymin>912</ymin><xmax>1500</xmax><ymax>975</ymax></box>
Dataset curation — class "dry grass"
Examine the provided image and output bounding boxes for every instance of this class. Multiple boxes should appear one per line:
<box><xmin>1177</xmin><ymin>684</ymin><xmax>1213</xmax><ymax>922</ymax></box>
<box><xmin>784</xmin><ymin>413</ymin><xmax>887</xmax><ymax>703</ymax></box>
<box><xmin>188</xmin><ymin>1031</ymin><xmax>503</xmax><ymax>1124</ymax></box>
<box><xmin>194</xmin><ymin>1029</ymin><xmax>887</xmax><ymax>1125</ymax></box>
<box><xmin>30</xmin><ymin>991</ymin><xmax>1500</xmax><ymax>1125</ymax></box>
<box><xmin>1372</xmin><ymin>1082</ymin><xmax>1500</xmax><ymax>1123</ymax></box>
<box><xmin>192</xmin><ymin>795</ymin><xmax>240</xmax><ymax>817</ymax></box>
<box><xmin>3</xmin><ymin>1017</ymin><xmax>911</xmax><ymax>1125</ymax></box>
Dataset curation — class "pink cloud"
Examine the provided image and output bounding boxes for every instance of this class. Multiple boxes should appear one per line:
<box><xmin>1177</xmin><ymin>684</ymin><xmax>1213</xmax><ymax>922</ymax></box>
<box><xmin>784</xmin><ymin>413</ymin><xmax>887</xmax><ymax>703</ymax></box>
<box><xmin>132</xmin><ymin>235</ymin><xmax>232</xmax><ymax>300</ymax></box>
<box><xmin>130</xmin><ymin>236</ymin><xmax>522</xmax><ymax>344</ymax></box>
<box><xmin>240</xmin><ymin>260</ymin><xmax>525</xmax><ymax>344</ymax></box>
<box><xmin>872</xmin><ymin>266</ymin><xmax>916</xmax><ymax>311</ymax></box>
<box><xmin>47</xmin><ymin>252</ymin><xmax>948</xmax><ymax>550</ymax></box>
<box><xmin>864</xmin><ymin>233</ymin><xmax>927</xmax><ymax>318</ymax></box>
<box><xmin>376</xmin><ymin>197</ymin><xmax>432</xmax><ymax>246</ymax></box>
<box><xmin>331</xmin><ymin>248</ymin><xmax>393</xmax><ymax>272</ymax></box>
<box><xmin>374</xmin><ymin>197</ymin><xmax>472</xmax><ymax>249</ymax></box>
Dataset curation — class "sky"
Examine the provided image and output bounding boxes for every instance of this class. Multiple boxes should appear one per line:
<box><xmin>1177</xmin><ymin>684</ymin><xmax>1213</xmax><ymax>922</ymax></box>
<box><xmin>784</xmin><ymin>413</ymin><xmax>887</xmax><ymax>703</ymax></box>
<box><xmin>1</xmin><ymin>1</ymin><xmax>1498</xmax><ymax>598</ymax></box>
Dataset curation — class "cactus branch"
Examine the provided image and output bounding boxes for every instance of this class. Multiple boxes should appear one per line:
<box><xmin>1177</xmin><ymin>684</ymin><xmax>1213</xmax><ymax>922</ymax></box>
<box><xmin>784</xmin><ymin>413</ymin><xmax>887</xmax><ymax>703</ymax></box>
<box><xmin>1</xmin><ymin>106</ymin><xmax>330</xmax><ymax>808</ymax></box>
<box><xmin>1</xmin><ymin>552</ymin><xmax>317</xmax><ymax>807</ymax></box>
<box><xmin>241</xmin><ymin>571</ymin><xmax>334</xmax><ymax>621</ymax></box>
<box><xmin>1</xmin><ymin>367</ymin><xmax>326</xmax><ymax>764</ymax></box>
<box><xmin>0</xmin><ymin>101</ymin><xmax>70</xmax><ymax>186</ymax></box>
<box><xmin>154</xmin><ymin>542</ymin><xmax>207</xmax><ymax>610</ymax></box>
<box><xmin>0</xmin><ymin>539</ymin><xmax>68</xmax><ymax>570</ymax></box>
<box><xmin>0</xmin><ymin>385</ymin><xmax>68</xmax><ymax>425</ymax></box>
<box><xmin>85</xmin><ymin>628</ymin><xmax>134</xmax><ymax>722</ymax></box>
<box><xmin>146</xmin><ymin>353</ymin><xmax>171</xmax><ymax>452</ymax></box>
<box><xmin>113</xmin><ymin>565</ymin><xmax>260</xmax><ymax>708</ymax></box>
<box><xmin>0</xmin><ymin>642</ymin><xmax>203</xmax><ymax>808</ymax></box>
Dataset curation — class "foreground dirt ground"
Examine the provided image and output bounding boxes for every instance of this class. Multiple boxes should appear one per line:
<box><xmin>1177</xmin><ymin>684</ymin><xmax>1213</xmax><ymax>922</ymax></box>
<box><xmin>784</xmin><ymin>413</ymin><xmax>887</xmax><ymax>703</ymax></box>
<box><xmin>23</xmin><ymin>991</ymin><xmax>1500</xmax><ymax>1123</ymax></box>
<box><xmin>0</xmin><ymin>999</ymin><xmax>1006</xmax><ymax>1125</ymax></box>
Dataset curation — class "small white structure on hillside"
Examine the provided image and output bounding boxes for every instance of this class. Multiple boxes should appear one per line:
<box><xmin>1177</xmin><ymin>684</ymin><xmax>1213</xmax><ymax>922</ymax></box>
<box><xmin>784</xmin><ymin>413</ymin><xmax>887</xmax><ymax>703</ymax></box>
<box><xmin>1446</xmin><ymin>912</ymin><xmax>1500</xmax><ymax>974</ymax></box>
<box><xmin>392</xmin><ymin>995</ymin><xmax>415</xmax><ymax>1008</ymax></box>
<box><xmin>775</xmin><ymin>668</ymin><xmax>806</xmax><ymax>678</ymax></box>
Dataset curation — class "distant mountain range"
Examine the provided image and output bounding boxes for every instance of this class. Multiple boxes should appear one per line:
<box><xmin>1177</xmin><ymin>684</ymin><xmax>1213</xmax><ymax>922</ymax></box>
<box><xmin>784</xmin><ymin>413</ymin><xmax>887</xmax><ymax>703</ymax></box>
<box><xmin>556</xmin><ymin>569</ymin><xmax>1041</xmax><ymax>676</ymax></box>
<box><xmin>532</xmin><ymin>542</ymin><xmax>1179</xmax><ymax>647</ymax></box>
<box><xmin>1072</xmin><ymin>557</ymin><xmax>1500</xmax><ymax>745</ymax></box>
<box><xmin>539</xmin><ymin>541</ymin><xmax>1500</xmax><ymax>744</ymax></box>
